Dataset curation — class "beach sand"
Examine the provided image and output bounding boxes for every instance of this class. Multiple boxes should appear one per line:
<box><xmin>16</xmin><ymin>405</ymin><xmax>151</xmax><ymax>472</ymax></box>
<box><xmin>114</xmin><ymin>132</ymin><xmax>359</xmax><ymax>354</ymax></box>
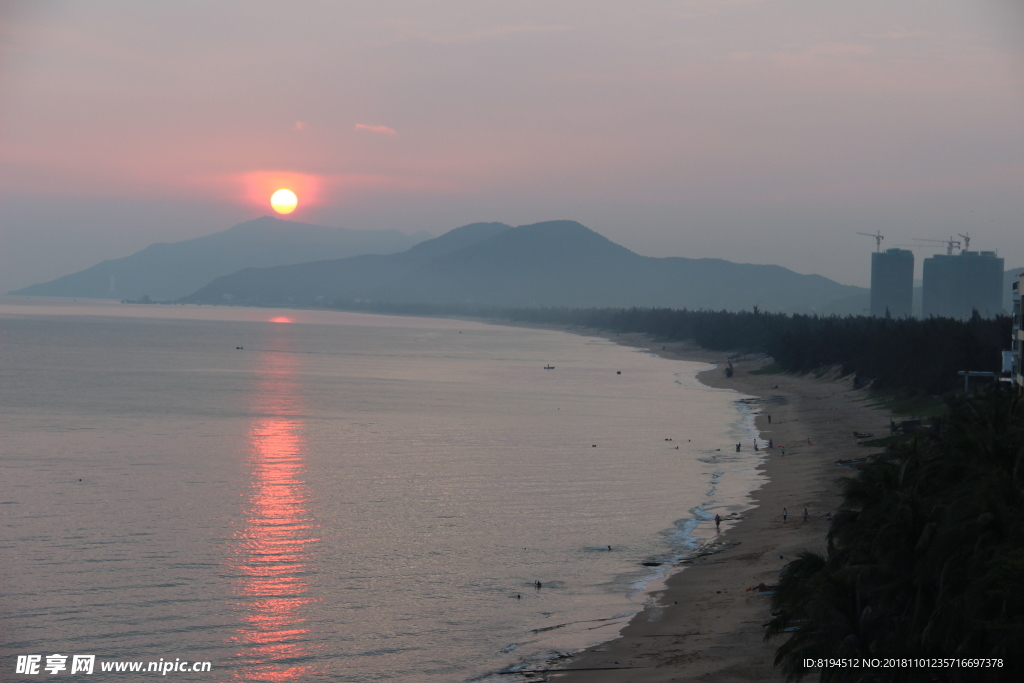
<box><xmin>535</xmin><ymin>334</ymin><xmax>891</xmax><ymax>682</ymax></box>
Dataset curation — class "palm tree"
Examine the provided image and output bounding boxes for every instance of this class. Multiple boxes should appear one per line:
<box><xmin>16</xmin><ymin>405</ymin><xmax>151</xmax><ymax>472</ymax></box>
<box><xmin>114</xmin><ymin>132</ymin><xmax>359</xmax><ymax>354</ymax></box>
<box><xmin>767</xmin><ymin>387</ymin><xmax>1024</xmax><ymax>682</ymax></box>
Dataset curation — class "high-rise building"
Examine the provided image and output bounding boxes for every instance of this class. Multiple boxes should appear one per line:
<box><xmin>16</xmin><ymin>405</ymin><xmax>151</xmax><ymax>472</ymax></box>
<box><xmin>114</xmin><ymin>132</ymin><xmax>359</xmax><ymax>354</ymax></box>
<box><xmin>922</xmin><ymin>254</ymin><xmax>961</xmax><ymax>319</ymax></box>
<box><xmin>870</xmin><ymin>248</ymin><xmax>914</xmax><ymax>317</ymax></box>
<box><xmin>922</xmin><ymin>250</ymin><xmax>1004</xmax><ymax>319</ymax></box>
<box><xmin>1010</xmin><ymin>273</ymin><xmax>1022</xmax><ymax>391</ymax></box>
<box><xmin>962</xmin><ymin>251</ymin><xmax>1005</xmax><ymax>317</ymax></box>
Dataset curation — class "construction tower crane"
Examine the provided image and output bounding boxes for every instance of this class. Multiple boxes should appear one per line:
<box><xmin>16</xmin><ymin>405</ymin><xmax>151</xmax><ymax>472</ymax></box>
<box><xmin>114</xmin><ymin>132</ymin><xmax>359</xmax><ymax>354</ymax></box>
<box><xmin>958</xmin><ymin>232</ymin><xmax>971</xmax><ymax>251</ymax></box>
<box><xmin>912</xmin><ymin>237</ymin><xmax>961</xmax><ymax>255</ymax></box>
<box><xmin>857</xmin><ymin>231</ymin><xmax>884</xmax><ymax>252</ymax></box>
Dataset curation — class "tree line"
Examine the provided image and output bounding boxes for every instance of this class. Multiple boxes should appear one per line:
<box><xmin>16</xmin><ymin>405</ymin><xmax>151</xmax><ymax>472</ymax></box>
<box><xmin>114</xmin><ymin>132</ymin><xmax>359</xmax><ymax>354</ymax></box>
<box><xmin>765</xmin><ymin>387</ymin><xmax>1024</xmax><ymax>681</ymax></box>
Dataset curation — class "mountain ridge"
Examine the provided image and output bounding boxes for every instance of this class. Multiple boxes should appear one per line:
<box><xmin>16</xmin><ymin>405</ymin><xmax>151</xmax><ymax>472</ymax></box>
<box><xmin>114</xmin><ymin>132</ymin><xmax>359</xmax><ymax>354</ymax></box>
<box><xmin>185</xmin><ymin>219</ymin><xmax>867</xmax><ymax>312</ymax></box>
<box><xmin>10</xmin><ymin>216</ymin><xmax>431</xmax><ymax>301</ymax></box>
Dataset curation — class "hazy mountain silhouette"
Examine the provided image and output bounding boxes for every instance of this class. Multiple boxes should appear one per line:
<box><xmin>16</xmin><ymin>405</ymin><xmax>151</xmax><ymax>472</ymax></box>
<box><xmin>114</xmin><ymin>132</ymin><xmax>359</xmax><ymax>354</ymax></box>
<box><xmin>10</xmin><ymin>216</ymin><xmax>431</xmax><ymax>301</ymax></box>
<box><xmin>185</xmin><ymin>220</ymin><xmax>865</xmax><ymax>312</ymax></box>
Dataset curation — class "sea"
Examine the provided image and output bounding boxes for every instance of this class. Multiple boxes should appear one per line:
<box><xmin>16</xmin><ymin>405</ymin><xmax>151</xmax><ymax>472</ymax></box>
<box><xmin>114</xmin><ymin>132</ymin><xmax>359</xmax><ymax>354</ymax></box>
<box><xmin>0</xmin><ymin>298</ymin><xmax>764</xmax><ymax>682</ymax></box>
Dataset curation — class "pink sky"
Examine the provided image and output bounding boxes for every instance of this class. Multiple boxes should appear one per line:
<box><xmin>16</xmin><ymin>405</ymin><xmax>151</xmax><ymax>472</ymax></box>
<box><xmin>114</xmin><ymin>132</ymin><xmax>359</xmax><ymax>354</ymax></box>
<box><xmin>2</xmin><ymin>1</ymin><xmax>1023</xmax><ymax>291</ymax></box>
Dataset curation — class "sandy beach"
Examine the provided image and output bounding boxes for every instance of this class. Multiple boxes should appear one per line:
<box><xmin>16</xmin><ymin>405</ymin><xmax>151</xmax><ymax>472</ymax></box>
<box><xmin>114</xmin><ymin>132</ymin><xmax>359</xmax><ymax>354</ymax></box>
<box><xmin>530</xmin><ymin>333</ymin><xmax>892</xmax><ymax>682</ymax></box>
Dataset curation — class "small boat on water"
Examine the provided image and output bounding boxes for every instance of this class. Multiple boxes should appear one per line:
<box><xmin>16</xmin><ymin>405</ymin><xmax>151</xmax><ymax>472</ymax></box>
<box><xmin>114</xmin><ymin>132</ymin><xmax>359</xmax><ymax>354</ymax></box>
<box><xmin>853</xmin><ymin>432</ymin><xmax>874</xmax><ymax>439</ymax></box>
<box><xmin>543</xmin><ymin>365</ymin><xmax>554</xmax><ymax>370</ymax></box>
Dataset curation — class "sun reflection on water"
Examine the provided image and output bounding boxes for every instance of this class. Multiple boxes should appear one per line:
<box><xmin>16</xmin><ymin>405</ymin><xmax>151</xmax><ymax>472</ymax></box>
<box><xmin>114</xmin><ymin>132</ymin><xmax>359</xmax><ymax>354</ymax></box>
<box><xmin>230</xmin><ymin>345</ymin><xmax>321</xmax><ymax>681</ymax></box>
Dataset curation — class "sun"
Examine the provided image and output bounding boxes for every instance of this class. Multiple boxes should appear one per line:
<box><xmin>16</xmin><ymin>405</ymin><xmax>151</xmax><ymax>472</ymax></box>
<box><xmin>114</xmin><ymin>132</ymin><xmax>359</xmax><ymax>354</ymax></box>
<box><xmin>270</xmin><ymin>188</ymin><xmax>298</xmax><ymax>214</ymax></box>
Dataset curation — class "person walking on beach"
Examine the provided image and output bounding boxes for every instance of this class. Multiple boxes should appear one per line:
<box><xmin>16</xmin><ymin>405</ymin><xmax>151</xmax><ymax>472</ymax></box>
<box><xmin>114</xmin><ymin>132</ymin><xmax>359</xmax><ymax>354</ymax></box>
<box><xmin>715</xmin><ymin>513</ymin><xmax>721</xmax><ymax>531</ymax></box>
<box><xmin>767</xmin><ymin>414</ymin><xmax>771</xmax><ymax>424</ymax></box>
<box><xmin>803</xmin><ymin>507</ymin><xmax>808</xmax><ymax>522</ymax></box>
<box><xmin>783</xmin><ymin>508</ymin><xmax>788</xmax><ymax>523</ymax></box>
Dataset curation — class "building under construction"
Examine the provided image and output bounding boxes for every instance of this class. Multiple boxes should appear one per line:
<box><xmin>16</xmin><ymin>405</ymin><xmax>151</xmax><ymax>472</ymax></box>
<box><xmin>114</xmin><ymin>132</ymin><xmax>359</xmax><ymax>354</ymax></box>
<box><xmin>1011</xmin><ymin>273</ymin><xmax>1023</xmax><ymax>391</ymax></box>
<box><xmin>870</xmin><ymin>248</ymin><xmax>914</xmax><ymax>318</ymax></box>
<box><xmin>922</xmin><ymin>250</ymin><xmax>1004</xmax><ymax>319</ymax></box>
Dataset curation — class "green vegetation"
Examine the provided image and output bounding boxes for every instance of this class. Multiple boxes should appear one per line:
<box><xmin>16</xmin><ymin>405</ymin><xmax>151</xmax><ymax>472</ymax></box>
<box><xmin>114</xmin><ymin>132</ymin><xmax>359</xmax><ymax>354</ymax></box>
<box><xmin>856</xmin><ymin>434</ymin><xmax>911</xmax><ymax>449</ymax></box>
<box><xmin>766</xmin><ymin>387</ymin><xmax>1024</xmax><ymax>681</ymax></box>
<box><xmin>860</xmin><ymin>393</ymin><xmax>947</xmax><ymax>418</ymax></box>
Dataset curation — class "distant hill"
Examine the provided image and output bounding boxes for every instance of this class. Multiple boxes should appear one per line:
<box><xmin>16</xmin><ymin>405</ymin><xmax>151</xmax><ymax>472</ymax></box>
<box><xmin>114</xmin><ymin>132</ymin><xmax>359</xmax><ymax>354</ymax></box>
<box><xmin>184</xmin><ymin>220</ymin><xmax>865</xmax><ymax>312</ymax></box>
<box><xmin>10</xmin><ymin>216</ymin><xmax>431</xmax><ymax>301</ymax></box>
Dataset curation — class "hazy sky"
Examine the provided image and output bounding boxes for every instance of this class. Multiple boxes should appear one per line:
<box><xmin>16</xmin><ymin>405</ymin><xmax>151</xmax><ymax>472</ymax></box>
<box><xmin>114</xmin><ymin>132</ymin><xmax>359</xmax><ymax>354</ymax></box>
<box><xmin>2</xmin><ymin>1</ymin><xmax>1023</xmax><ymax>292</ymax></box>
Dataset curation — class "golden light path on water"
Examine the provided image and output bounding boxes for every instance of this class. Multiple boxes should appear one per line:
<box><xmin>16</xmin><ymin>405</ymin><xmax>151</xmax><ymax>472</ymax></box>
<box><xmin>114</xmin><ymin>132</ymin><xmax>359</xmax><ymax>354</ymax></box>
<box><xmin>230</xmin><ymin>332</ymin><xmax>320</xmax><ymax>681</ymax></box>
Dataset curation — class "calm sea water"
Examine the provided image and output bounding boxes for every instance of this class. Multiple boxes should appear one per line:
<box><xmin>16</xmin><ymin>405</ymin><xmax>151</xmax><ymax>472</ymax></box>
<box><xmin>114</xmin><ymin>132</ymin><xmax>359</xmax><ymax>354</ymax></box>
<box><xmin>0</xmin><ymin>299</ymin><xmax>762</xmax><ymax>682</ymax></box>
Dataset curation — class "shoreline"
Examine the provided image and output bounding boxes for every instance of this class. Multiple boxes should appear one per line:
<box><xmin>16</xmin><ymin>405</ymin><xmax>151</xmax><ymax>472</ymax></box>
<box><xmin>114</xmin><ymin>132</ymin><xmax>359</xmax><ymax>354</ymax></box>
<box><xmin>519</xmin><ymin>330</ymin><xmax>891</xmax><ymax>682</ymax></box>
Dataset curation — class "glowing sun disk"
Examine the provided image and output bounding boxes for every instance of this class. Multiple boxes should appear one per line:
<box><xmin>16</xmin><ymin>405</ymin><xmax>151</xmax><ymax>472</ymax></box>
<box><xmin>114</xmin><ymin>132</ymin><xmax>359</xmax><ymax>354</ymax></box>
<box><xmin>270</xmin><ymin>189</ymin><xmax>298</xmax><ymax>214</ymax></box>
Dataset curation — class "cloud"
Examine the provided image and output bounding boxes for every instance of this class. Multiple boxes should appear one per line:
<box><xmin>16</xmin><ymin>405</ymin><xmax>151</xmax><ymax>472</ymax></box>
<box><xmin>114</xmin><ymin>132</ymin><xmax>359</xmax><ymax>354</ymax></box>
<box><xmin>355</xmin><ymin>123</ymin><xmax>396</xmax><ymax>135</ymax></box>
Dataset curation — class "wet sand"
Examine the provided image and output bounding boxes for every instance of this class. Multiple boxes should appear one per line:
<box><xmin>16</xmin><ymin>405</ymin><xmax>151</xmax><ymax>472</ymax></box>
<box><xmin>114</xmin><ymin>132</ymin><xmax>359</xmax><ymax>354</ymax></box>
<box><xmin>534</xmin><ymin>333</ymin><xmax>890</xmax><ymax>682</ymax></box>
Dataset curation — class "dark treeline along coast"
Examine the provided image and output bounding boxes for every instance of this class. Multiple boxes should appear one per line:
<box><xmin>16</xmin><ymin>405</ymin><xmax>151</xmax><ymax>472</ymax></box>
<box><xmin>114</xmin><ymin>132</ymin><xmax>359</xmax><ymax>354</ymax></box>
<box><xmin>767</xmin><ymin>387</ymin><xmax>1024</xmax><ymax>682</ymax></box>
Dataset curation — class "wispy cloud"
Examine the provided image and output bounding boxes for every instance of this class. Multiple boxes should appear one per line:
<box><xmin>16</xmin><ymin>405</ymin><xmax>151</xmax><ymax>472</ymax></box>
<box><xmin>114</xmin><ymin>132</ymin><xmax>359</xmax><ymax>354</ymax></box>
<box><xmin>355</xmin><ymin>123</ymin><xmax>397</xmax><ymax>135</ymax></box>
